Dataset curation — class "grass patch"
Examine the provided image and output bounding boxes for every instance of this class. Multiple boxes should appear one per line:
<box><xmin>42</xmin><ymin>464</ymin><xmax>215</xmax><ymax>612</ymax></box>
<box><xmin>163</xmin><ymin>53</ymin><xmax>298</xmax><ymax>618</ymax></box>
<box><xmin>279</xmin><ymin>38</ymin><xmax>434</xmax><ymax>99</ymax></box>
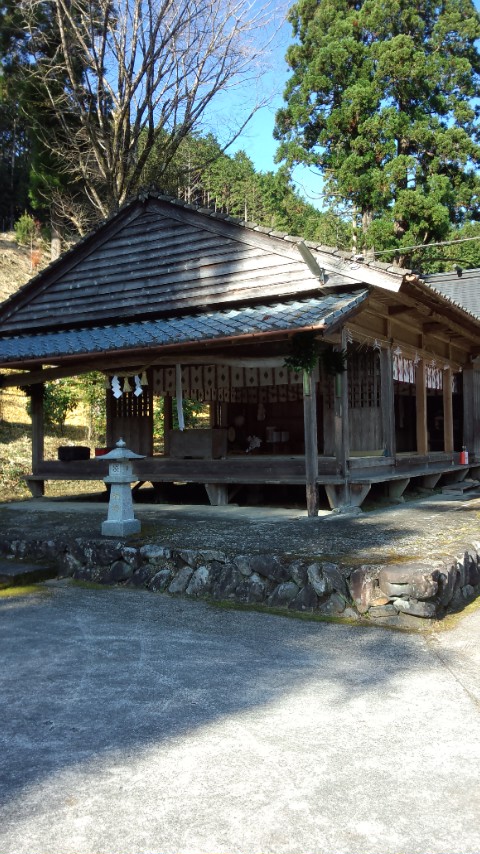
<box><xmin>0</xmin><ymin>584</ymin><xmax>48</xmax><ymax>597</ymax></box>
<box><xmin>206</xmin><ymin>597</ymin><xmax>366</xmax><ymax>627</ymax></box>
<box><xmin>69</xmin><ymin>579</ymin><xmax>110</xmax><ymax>590</ymax></box>
<box><xmin>206</xmin><ymin>597</ymin><xmax>434</xmax><ymax>633</ymax></box>
<box><xmin>0</xmin><ymin>386</ymin><xmax>101</xmax><ymax>502</ymax></box>
<box><xmin>430</xmin><ymin>594</ymin><xmax>480</xmax><ymax>632</ymax></box>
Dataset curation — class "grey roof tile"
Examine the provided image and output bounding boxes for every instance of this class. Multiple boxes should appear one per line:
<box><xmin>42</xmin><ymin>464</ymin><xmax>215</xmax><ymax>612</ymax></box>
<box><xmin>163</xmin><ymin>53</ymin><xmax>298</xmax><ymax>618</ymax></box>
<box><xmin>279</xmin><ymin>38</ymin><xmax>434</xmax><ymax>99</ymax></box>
<box><xmin>424</xmin><ymin>269</ymin><xmax>480</xmax><ymax>320</ymax></box>
<box><xmin>0</xmin><ymin>291</ymin><xmax>368</xmax><ymax>365</ymax></box>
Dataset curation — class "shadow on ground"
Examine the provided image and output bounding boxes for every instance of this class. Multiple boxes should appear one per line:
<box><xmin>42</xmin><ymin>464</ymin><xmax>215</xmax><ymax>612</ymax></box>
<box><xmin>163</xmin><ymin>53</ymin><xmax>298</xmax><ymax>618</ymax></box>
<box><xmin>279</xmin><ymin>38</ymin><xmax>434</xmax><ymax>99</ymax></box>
<box><xmin>0</xmin><ymin>582</ymin><xmax>422</xmax><ymax>810</ymax></box>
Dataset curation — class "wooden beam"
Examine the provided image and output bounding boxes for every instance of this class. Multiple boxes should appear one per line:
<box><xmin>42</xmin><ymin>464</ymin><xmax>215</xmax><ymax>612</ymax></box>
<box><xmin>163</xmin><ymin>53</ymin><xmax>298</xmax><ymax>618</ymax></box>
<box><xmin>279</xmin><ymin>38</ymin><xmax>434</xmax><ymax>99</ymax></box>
<box><xmin>1</xmin><ymin>363</ymin><xmax>104</xmax><ymax>389</ymax></box>
<box><xmin>1</xmin><ymin>354</ymin><xmax>294</xmax><ymax>388</ymax></box>
<box><xmin>422</xmin><ymin>321</ymin><xmax>447</xmax><ymax>333</ymax></box>
<box><xmin>388</xmin><ymin>305</ymin><xmax>412</xmax><ymax>316</ymax></box>
<box><xmin>297</xmin><ymin>242</ymin><xmax>325</xmax><ymax>282</ymax></box>
<box><xmin>401</xmin><ymin>281</ymin><xmax>480</xmax><ymax>344</ymax></box>
<box><xmin>0</xmin><ymin>325</ymin><xmax>329</xmax><ymax>387</ymax></box>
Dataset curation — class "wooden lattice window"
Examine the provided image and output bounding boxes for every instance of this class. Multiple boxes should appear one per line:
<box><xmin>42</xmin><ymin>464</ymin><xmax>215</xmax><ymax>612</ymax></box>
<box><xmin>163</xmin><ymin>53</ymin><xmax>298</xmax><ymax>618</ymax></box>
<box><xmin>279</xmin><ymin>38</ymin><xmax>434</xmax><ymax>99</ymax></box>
<box><xmin>111</xmin><ymin>384</ymin><xmax>152</xmax><ymax>418</ymax></box>
<box><xmin>348</xmin><ymin>349</ymin><xmax>381</xmax><ymax>409</ymax></box>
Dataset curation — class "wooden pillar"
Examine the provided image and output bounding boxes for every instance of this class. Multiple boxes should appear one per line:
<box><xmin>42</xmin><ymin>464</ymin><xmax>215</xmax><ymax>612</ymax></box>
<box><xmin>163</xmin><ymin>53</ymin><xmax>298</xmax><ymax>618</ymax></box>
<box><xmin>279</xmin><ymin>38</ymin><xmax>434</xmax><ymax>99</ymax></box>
<box><xmin>163</xmin><ymin>395</ymin><xmax>173</xmax><ymax>456</ymax></box>
<box><xmin>463</xmin><ymin>363</ymin><xmax>480</xmax><ymax>458</ymax></box>
<box><xmin>334</xmin><ymin>334</ymin><xmax>349</xmax><ymax>502</ymax></box>
<box><xmin>380</xmin><ymin>347</ymin><xmax>395</xmax><ymax>457</ymax></box>
<box><xmin>30</xmin><ymin>383</ymin><xmax>44</xmax><ymax>474</ymax></box>
<box><xmin>303</xmin><ymin>370</ymin><xmax>319</xmax><ymax>517</ymax></box>
<box><xmin>106</xmin><ymin>386</ymin><xmax>114</xmax><ymax>449</ymax></box>
<box><xmin>416</xmin><ymin>361</ymin><xmax>428</xmax><ymax>454</ymax></box>
<box><xmin>443</xmin><ymin>367</ymin><xmax>454</xmax><ymax>453</ymax></box>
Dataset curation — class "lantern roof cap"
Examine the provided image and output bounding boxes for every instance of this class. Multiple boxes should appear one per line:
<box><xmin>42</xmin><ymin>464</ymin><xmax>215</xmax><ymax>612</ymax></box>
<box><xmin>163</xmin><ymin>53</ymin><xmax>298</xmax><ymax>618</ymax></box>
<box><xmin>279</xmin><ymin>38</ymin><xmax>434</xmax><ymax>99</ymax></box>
<box><xmin>100</xmin><ymin>438</ymin><xmax>145</xmax><ymax>461</ymax></box>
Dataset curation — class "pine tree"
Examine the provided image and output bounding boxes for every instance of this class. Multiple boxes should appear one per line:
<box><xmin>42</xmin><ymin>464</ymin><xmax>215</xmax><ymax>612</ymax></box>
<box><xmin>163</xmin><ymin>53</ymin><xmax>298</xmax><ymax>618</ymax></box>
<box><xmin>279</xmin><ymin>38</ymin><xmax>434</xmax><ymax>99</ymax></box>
<box><xmin>275</xmin><ymin>0</ymin><xmax>480</xmax><ymax>265</ymax></box>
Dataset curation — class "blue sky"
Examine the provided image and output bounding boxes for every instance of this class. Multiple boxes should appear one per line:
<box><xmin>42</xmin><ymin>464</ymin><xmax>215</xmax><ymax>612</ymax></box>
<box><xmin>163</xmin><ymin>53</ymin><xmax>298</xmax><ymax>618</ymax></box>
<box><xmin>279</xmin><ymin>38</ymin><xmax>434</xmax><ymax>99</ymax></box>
<box><xmin>203</xmin><ymin>6</ymin><xmax>328</xmax><ymax>210</ymax></box>
<box><xmin>229</xmin><ymin>14</ymin><xmax>327</xmax><ymax>209</ymax></box>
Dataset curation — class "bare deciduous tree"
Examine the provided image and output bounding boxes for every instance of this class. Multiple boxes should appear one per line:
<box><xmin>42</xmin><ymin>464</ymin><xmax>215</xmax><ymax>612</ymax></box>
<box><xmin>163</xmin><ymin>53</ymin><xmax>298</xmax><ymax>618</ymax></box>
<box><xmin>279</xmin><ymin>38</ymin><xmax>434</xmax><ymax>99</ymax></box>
<box><xmin>20</xmin><ymin>0</ymin><xmax>276</xmax><ymax>222</ymax></box>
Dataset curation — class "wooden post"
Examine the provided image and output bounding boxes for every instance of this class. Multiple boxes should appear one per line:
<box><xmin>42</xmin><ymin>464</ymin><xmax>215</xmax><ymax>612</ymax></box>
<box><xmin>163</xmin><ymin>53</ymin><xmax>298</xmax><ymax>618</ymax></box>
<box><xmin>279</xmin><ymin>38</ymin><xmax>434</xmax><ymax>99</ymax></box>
<box><xmin>443</xmin><ymin>367</ymin><xmax>454</xmax><ymax>454</ymax></box>
<box><xmin>303</xmin><ymin>370</ymin><xmax>319</xmax><ymax>517</ymax></box>
<box><xmin>416</xmin><ymin>361</ymin><xmax>428</xmax><ymax>454</ymax></box>
<box><xmin>333</xmin><ymin>334</ymin><xmax>349</xmax><ymax>503</ymax></box>
<box><xmin>463</xmin><ymin>363</ymin><xmax>480</xmax><ymax>458</ymax></box>
<box><xmin>106</xmin><ymin>385</ymin><xmax>114</xmax><ymax>449</ymax></box>
<box><xmin>30</xmin><ymin>384</ymin><xmax>45</xmax><ymax>495</ymax></box>
<box><xmin>380</xmin><ymin>347</ymin><xmax>395</xmax><ymax>457</ymax></box>
<box><xmin>30</xmin><ymin>384</ymin><xmax>44</xmax><ymax>472</ymax></box>
<box><xmin>163</xmin><ymin>395</ymin><xmax>173</xmax><ymax>456</ymax></box>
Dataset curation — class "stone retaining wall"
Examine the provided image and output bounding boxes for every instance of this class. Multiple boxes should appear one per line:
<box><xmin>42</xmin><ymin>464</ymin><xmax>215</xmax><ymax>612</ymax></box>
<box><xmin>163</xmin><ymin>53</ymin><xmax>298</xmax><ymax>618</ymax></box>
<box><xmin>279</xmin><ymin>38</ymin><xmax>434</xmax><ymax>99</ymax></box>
<box><xmin>1</xmin><ymin>536</ymin><xmax>479</xmax><ymax>627</ymax></box>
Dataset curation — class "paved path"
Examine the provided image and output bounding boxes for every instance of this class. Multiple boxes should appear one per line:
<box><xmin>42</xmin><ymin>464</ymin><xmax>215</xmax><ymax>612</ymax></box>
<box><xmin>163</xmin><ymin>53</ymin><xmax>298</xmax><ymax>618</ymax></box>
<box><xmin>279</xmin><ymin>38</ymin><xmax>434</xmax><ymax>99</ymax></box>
<box><xmin>1</xmin><ymin>581</ymin><xmax>479</xmax><ymax>854</ymax></box>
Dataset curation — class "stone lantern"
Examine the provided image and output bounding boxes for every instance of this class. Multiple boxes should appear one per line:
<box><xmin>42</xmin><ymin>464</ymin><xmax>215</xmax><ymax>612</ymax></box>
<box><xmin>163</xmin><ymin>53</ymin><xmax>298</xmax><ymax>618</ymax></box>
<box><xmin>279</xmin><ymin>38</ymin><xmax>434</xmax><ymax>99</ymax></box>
<box><xmin>100</xmin><ymin>439</ymin><xmax>145</xmax><ymax>536</ymax></box>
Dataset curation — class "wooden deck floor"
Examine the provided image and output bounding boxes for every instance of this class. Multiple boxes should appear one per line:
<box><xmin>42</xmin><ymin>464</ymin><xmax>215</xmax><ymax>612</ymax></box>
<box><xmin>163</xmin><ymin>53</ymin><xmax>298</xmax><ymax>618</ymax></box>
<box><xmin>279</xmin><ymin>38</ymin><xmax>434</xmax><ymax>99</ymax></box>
<box><xmin>26</xmin><ymin>452</ymin><xmax>478</xmax><ymax>506</ymax></box>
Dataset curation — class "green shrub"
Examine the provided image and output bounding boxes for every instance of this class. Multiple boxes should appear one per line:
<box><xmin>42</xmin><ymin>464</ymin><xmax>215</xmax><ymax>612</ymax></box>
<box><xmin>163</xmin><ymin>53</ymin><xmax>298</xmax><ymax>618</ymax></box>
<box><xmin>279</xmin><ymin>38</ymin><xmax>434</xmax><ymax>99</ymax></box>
<box><xmin>26</xmin><ymin>380</ymin><xmax>79</xmax><ymax>434</ymax></box>
<box><xmin>14</xmin><ymin>213</ymin><xmax>38</xmax><ymax>246</ymax></box>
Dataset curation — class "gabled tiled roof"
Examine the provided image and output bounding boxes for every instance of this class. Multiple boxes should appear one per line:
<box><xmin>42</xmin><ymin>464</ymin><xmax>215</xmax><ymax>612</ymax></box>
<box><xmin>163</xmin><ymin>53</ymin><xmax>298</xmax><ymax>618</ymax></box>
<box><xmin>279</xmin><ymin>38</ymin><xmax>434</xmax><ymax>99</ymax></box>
<box><xmin>0</xmin><ymin>193</ymin><xmax>406</xmax><ymax>335</ymax></box>
<box><xmin>424</xmin><ymin>269</ymin><xmax>480</xmax><ymax>320</ymax></box>
<box><xmin>0</xmin><ymin>291</ymin><xmax>368</xmax><ymax>365</ymax></box>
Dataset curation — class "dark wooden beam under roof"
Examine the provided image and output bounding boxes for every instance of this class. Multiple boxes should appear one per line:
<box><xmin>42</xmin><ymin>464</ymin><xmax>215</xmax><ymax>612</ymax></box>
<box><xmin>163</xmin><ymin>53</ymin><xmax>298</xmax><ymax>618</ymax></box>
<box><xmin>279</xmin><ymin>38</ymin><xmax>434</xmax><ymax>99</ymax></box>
<box><xmin>387</xmin><ymin>305</ymin><xmax>413</xmax><ymax>316</ymax></box>
<box><xmin>422</xmin><ymin>321</ymin><xmax>448</xmax><ymax>333</ymax></box>
<box><xmin>397</xmin><ymin>280</ymin><xmax>480</xmax><ymax>345</ymax></box>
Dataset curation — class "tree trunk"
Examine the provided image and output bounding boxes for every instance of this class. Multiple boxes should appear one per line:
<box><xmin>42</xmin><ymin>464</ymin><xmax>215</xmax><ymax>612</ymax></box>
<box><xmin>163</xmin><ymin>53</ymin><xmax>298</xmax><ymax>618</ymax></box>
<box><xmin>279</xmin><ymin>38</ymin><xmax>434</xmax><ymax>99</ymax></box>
<box><xmin>50</xmin><ymin>210</ymin><xmax>61</xmax><ymax>261</ymax></box>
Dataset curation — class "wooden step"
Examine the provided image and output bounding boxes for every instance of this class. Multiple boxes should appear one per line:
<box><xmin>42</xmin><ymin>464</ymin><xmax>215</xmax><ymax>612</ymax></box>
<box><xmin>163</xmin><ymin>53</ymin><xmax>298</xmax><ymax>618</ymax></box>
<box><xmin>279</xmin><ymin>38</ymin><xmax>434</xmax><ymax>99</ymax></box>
<box><xmin>0</xmin><ymin>560</ymin><xmax>57</xmax><ymax>589</ymax></box>
<box><xmin>441</xmin><ymin>479</ymin><xmax>480</xmax><ymax>494</ymax></box>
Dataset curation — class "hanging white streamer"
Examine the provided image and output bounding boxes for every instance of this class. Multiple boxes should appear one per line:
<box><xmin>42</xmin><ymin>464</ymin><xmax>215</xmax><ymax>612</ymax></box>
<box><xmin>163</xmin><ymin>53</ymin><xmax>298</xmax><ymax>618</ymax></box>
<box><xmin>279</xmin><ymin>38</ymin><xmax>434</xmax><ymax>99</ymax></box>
<box><xmin>134</xmin><ymin>375</ymin><xmax>143</xmax><ymax>397</ymax></box>
<box><xmin>111</xmin><ymin>375</ymin><xmax>123</xmax><ymax>398</ymax></box>
<box><xmin>175</xmin><ymin>364</ymin><xmax>185</xmax><ymax>431</ymax></box>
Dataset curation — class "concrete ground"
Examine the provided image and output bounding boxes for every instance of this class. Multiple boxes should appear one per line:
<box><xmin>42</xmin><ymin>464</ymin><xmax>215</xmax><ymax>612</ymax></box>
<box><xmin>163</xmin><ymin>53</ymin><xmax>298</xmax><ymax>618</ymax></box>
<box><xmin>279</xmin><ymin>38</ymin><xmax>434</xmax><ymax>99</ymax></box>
<box><xmin>1</xmin><ymin>486</ymin><xmax>480</xmax><ymax>563</ymax></box>
<box><xmin>1</xmin><ymin>576</ymin><xmax>480</xmax><ymax>854</ymax></box>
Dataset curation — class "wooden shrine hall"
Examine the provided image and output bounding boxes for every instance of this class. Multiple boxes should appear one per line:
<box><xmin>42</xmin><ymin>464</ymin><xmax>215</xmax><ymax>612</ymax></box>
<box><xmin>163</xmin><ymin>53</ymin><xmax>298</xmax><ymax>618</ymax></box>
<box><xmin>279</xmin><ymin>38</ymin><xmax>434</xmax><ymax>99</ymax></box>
<box><xmin>1</xmin><ymin>192</ymin><xmax>480</xmax><ymax>515</ymax></box>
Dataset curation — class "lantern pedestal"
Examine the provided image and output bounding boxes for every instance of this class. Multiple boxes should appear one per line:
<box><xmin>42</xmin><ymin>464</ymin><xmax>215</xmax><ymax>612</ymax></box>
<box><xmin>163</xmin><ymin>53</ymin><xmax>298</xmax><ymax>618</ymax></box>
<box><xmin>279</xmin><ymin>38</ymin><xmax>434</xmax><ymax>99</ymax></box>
<box><xmin>99</xmin><ymin>439</ymin><xmax>145</xmax><ymax>536</ymax></box>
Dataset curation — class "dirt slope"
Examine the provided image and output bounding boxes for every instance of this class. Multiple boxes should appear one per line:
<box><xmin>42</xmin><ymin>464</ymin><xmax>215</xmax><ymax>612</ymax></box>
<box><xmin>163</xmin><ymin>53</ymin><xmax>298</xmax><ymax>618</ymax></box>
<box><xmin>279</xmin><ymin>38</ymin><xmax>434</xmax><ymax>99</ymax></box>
<box><xmin>0</xmin><ymin>233</ymin><xmax>48</xmax><ymax>303</ymax></box>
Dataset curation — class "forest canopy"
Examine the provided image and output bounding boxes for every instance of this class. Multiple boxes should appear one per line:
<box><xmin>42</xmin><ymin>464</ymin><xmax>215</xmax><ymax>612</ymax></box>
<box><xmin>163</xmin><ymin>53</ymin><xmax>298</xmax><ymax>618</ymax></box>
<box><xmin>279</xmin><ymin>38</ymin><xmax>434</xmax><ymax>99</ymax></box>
<box><xmin>1</xmin><ymin>0</ymin><xmax>480</xmax><ymax>271</ymax></box>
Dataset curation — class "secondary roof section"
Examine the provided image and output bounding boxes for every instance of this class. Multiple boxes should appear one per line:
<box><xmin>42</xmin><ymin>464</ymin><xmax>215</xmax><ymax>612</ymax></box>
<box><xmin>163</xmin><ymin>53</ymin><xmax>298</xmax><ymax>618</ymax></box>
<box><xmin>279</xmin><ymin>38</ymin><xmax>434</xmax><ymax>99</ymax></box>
<box><xmin>0</xmin><ymin>292</ymin><xmax>368</xmax><ymax>369</ymax></box>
